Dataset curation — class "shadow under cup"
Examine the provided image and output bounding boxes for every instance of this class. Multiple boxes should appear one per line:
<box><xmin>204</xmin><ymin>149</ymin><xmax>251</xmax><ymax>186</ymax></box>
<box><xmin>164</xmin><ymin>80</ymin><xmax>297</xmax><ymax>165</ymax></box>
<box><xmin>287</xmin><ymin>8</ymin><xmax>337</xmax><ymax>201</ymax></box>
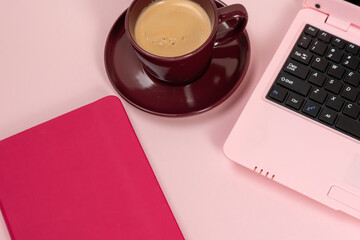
<box><xmin>125</xmin><ymin>0</ymin><xmax>246</xmax><ymax>85</ymax></box>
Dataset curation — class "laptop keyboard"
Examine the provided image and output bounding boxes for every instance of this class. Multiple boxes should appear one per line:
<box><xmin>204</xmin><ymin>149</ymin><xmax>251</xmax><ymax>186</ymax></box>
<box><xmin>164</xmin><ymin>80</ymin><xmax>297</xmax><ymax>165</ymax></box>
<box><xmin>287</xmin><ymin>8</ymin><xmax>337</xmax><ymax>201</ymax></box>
<box><xmin>267</xmin><ymin>24</ymin><xmax>360</xmax><ymax>141</ymax></box>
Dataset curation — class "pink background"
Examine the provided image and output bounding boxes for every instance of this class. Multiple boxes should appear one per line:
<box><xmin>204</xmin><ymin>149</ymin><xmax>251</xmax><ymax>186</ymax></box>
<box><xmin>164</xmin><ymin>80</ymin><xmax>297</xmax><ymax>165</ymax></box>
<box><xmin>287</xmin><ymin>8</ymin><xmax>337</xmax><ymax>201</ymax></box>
<box><xmin>0</xmin><ymin>0</ymin><xmax>359</xmax><ymax>239</ymax></box>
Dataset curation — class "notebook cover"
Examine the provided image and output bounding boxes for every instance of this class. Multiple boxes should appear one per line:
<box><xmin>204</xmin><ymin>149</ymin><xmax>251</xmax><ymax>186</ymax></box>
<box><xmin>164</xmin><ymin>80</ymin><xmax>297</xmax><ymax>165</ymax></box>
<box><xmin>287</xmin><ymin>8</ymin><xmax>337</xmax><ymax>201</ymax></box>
<box><xmin>0</xmin><ymin>96</ymin><xmax>184</xmax><ymax>240</ymax></box>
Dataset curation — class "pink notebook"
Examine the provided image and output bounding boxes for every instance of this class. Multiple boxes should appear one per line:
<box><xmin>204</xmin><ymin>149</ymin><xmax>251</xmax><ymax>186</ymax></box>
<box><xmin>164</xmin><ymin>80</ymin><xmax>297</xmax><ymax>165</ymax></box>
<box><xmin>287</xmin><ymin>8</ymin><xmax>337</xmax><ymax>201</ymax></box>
<box><xmin>0</xmin><ymin>96</ymin><xmax>184</xmax><ymax>240</ymax></box>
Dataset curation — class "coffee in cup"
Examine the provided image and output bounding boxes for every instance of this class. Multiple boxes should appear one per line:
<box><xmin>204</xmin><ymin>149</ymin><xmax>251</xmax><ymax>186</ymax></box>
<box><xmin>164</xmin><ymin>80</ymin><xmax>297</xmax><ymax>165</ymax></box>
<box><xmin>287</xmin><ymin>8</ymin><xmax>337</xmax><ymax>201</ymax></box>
<box><xmin>134</xmin><ymin>0</ymin><xmax>212</xmax><ymax>57</ymax></box>
<box><xmin>125</xmin><ymin>0</ymin><xmax>248</xmax><ymax>84</ymax></box>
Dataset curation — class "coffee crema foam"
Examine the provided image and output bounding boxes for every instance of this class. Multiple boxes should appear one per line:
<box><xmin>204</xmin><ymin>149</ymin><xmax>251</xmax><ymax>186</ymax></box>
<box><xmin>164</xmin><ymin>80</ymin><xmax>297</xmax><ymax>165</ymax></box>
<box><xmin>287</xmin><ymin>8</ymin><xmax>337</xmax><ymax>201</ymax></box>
<box><xmin>134</xmin><ymin>0</ymin><xmax>212</xmax><ymax>57</ymax></box>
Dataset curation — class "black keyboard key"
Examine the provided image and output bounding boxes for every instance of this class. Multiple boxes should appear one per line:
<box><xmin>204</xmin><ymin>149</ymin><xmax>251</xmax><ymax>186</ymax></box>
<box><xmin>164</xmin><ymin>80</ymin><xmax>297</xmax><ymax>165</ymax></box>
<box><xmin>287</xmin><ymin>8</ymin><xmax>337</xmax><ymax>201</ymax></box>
<box><xmin>318</xmin><ymin>31</ymin><xmax>332</xmax><ymax>43</ymax></box>
<box><xmin>310</xmin><ymin>40</ymin><xmax>328</xmax><ymax>56</ymax></box>
<box><xmin>309</xmin><ymin>87</ymin><xmax>328</xmax><ymax>104</ymax></box>
<box><xmin>325</xmin><ymin>78</ymin><xmax>343</xmax><ymax>94</ymax></box>
<box><xmin>343</xmin><ymin>102</ymin><xmax>360</xmax><ymax>119</ymax></box>
<box><xmin>286</xmin><ymin>93</ymin><xmax>304</xmax><ymax>110</ymax></box>
<box><xmin>276</xmin><ymin>73</ymin><xmax>311</xmax><ymax>96</ymax></box>
<box><xmin>341</xmin><ymin>85</ymin><xmax>359</xmax><ymax>102</ymax></box>
<box><xmin>283</xmin><ymin>60</ymin><xmax>309</xmax><ymax>80</ymax></box>
<box><xmin>302</xmin><ymin>101</ymin><xmax>321</xmax><ymax>117</ymax></box>
<box><xmin>269</xmin><ymin>85</ymin><xmax>288</xmax><ymax>102</ymax></box>
<box><xmin>297</xmin><ymin>35</ymin><xmax>312</xmax><ymax>49</ymax></box>
<box><xmin>328</xmin><ymin>63</ymin><xmax>345</xmax><ymax>79</ymax></box>
<box><xmin>345</xmin><ymin>43</ymin><xmax>360</xmax><ymax>55</ymax></box>
<box><xmin>336</xmin><ymin>116</ymin><xmax>360</xmax><ymax>138</ymax></box>
<box><xmin>290</xmin><ymin>48</ymin><xmax>313</xmax><ymax>65</ymax></box>
<box><xmin>311</xmin><ymin>56</ymin><xmax>329</xmax><ymax>72</ymax></box>
<box><xmin>332</xmin><ymin>37</ymin><xmax>346</xmax><ymax>49</ymax></box>
<box><xmin>342</xmin><ymin>54</ymin><xmax>360</xmax><ymax>70</ymax></box>
<box><xmin>304</xmin><ymin>25</ymin><xmax>319</xmax><ymax>37</ymax></box>
<box><xmin>326</xmin><ymin>47</ymin><xmax>344</xmax><ymax>63</ymax></box>
<box><xmin>308</xmin><ymin>72</ymin><xmax>326</xmax><ymax>87</ymax></box>
<box><xmin>319</xmin><ymin>109</ymin><xmax>337</xmax><ymax>125</ymax></box>
<box><xmin>344</xmin><ymin>71</ymin><xmax>360</xmax><ymax>87</ymax></box>
<box><xmin>326</xmin><ymin>95</ymin><xmax>344</xmax><ymax>111</ymax></box>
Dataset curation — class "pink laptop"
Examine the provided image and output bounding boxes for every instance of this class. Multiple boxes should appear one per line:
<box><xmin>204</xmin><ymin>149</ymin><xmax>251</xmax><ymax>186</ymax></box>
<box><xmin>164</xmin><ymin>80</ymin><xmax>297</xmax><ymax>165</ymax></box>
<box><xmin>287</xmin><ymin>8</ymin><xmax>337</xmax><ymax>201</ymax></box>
<box><xmin>224</xmin><ymin>0</ymin><xmax>360</xmax><ymax>219</ymax></box>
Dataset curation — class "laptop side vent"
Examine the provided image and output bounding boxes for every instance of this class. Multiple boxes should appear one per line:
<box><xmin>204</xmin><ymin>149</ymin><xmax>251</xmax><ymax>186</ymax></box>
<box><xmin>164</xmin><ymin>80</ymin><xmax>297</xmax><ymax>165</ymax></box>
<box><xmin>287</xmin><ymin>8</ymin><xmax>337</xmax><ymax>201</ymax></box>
<box><xmin>253</xmin><ymin>166</ymin><xmax>275</xmax><ymax>180</ymax></box>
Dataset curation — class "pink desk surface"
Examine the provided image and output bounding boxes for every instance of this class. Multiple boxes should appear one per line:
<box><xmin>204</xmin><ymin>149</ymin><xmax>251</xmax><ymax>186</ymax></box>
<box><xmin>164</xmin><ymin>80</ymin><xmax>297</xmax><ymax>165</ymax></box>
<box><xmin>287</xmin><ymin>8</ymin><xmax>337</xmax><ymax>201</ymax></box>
<box><xmin>0</xmin><ymin>0</ymin><xmax>359</xmax><ymax>239</ymax></box>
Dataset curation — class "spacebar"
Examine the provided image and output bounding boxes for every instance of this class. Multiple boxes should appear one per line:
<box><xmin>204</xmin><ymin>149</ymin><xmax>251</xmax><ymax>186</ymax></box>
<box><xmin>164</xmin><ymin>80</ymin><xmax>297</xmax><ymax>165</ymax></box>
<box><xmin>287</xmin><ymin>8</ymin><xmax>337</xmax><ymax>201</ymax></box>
<box><xmin>336</xmin><ymin>116</ymin><xmax>360</xmax><ymax>138</ymax></box>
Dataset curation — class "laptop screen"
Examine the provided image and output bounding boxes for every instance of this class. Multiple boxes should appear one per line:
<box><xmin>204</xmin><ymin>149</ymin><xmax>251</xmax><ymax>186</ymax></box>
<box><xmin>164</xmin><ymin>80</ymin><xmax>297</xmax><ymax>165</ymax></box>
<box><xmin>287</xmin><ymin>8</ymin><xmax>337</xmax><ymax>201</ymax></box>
<box><xmin>345</xmin><ymin>0</ymin><xmax>360</xmax><ymax>6</ymax></box>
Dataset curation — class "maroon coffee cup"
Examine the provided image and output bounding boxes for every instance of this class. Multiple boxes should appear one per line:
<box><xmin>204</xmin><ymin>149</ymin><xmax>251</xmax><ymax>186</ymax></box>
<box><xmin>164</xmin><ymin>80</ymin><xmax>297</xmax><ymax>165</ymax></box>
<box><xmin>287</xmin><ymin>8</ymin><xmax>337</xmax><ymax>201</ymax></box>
<box><xmin>125</xmin><ymin>0</ymin><xmax>248</xmax><ymax>85</ymax></box>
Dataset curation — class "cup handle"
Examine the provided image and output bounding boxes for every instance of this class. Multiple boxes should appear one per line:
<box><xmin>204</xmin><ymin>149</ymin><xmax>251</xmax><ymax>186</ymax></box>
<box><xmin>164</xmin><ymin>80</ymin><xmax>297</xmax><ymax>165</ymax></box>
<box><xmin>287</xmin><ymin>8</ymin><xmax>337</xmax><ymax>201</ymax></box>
<box><xmin>214</xmin><ymin>4</ymin><xmax>248</xmax><ymax>46</ymax></box>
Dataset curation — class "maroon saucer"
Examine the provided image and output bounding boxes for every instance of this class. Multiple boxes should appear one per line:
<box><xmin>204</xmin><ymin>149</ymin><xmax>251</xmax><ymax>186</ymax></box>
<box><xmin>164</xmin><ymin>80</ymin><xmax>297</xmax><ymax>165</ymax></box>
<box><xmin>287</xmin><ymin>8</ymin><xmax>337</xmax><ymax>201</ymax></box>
<box><xmin>104</xmin><ymin>0</ymin><xmax>250</xmax><ymax>117</ymax></box>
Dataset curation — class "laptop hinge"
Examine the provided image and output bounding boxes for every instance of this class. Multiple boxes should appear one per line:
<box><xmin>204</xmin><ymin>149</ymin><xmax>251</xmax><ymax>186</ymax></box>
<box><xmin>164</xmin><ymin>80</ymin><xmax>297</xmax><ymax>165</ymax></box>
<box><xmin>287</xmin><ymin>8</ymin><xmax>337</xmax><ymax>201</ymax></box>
<box><xmin>305</xmin><ymin>0</ymin><xmax>360</xmax><ymax>32</ymax></box>
<box><xmin>325</xmin><ymin>15</ymin><xmax>351</xmax><ymax>32</ymax></box>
